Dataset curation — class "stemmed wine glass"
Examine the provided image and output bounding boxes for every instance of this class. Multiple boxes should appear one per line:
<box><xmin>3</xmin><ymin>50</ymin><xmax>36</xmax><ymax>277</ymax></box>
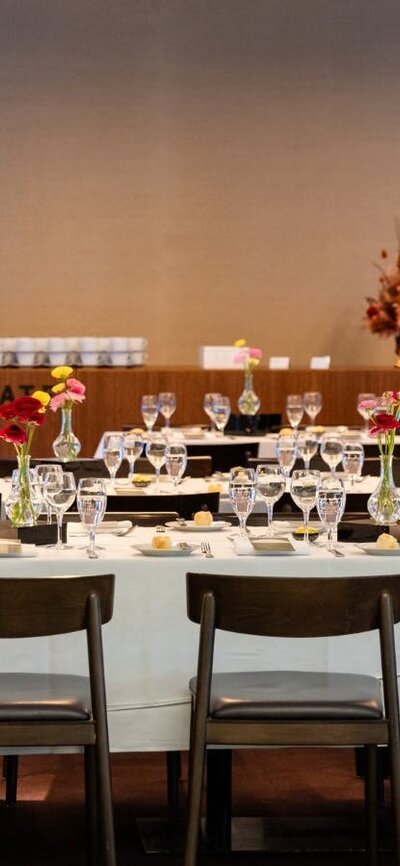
<box><xmin>357</xmin><ymin>393</ymin><xmax>377</xmax><ymax>436</ymax></box>
<box><xmin>213</xmin><ymin>396</ymin><xmax>231</xmax><ymax>436</ymax></box>
<box><xmin>303</xmin><ymin>391</ymin><xmax>322</xmax><ymax>425</ymax></box>
<box><xmin>35</xmin><ymin>463</ymin><xmax>63</xmax><ymax>524</ymax></box>
<box><xmin>123</xmin><ymin>434</ymin><xmax>143</xmax><ymax>481</ymax></box>
<box><xmin>146</xmin><ymin>437</ymin><xmax>167</xmax><ymax>493</ymax></box>
<box><xmin>256</xmin><ymin>464</ymin><xmax>286</xmax><ymax>537</ymax></box>
<box><xmin>320</xmin><ymin>435</ymin><xmax>344</xmax><ymax>476</ymax></box>
<box><xmin>290</xmin><ymin>469</ymin><xmax>321</xmax><ymax>544</ymax></box>
<box><xmin>228</xmin><ymin>467</ymin><xmax>256</xmax><ymax>537</ymax></box>
<box><xmin>203</xmin><ymin>393</ymin><xmax>221</xmax><ymax>431</ymax></box>
<box><xmin>141</xmin><ymin>394</ymin><xmax>159</xmax><ymax>433</ymax></box>
<box><xmin>44</xmin><ymin>469</ymin><xmax>76</xmax><ymax>550</ymax></box>
<box><xmin>341</xmin><ymin>441</ymin><xmax>364</xmax><ymax>485</ymax></box>
<box><xmin>276</xmin><ymin>434</ymin><xmax>297</xmax><ymax>480</ymax></box>
<box><xmin>76</xmin><ymin>477</ymin><xmax>107</xmax><ymax>559</ymax></box>
<box><xmin>165</xmin><ymin>443</ymin><xmax>187</xmax><ymax>488</ymax></box>
<box><xmin>316</xmin><ymin>476</ymin><xmax>346</xmax><ymax>552</ymax></box>
<box><xmin>296</xmin><ymin>432</ymin><xmax>319</xmax><ymax>470</ymax></box>
<box><xmin>286</xmin><ymin>394</ymin><xmax>304</xmax><ymax>433</ymax></box>
<box><xmin>103</xmin><ymin>434</ymin><xmax>124</xmax><ymax>486</ymax></box>
<box><xmin>158</xmin><ymin>392</ymin><xmax>177</xmax><ymax>429</ymax></box>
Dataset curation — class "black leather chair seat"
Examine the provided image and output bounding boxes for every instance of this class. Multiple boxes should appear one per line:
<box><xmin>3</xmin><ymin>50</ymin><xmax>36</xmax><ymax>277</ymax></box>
<box><xmin>189</xmin><ymin>670</ymin><xmax>383</xmax><ymax>720</ymax></box>
<box><xmin>0</xmin><ymin>673</ymin><xmax>91</xmax><ymax>720</ymax></box>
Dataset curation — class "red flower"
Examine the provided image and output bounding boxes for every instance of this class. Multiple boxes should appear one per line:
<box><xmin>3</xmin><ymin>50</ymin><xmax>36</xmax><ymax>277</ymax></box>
<box><xmin>370</xmin><ymin>412</ymin><xmax>400</xmax><ymax>435</ymax></box>
<box><xmin>0</xmin><ymin>402</ymin><xmax>17</xmax><ymax>420</ymax></box>
<box><xmin>11</xmin><ymin>396</ymin><xmax>42</xmax><ymax>421</ymax></box>
<box><xmin>0</xmin><ymin>423</ymin><xmax>28</xmax><ymax>444</ymax></box>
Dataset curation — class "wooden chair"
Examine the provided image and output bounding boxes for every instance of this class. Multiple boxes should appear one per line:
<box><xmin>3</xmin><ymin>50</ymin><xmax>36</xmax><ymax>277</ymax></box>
<box><xmin>105</xmin><ymin>491</ymin><xmax>220</xmax><ymax>520</ymax></box>
<box><xmin>0</xmin><ymin>574</ymin><xmax>117</xmax><ymax>866</ymax></box>
<box><xmin>65</xmin><ymin>510</ymin><xmax>179</xmax><ymax>526</ymax></box>
<box><xmin>134</xmin><ymin>455</ymin><xmax>212</xmax><ymax>479</ymax></box>
<box><xmin>184</xmin><ymin>572</ymin><xmax>400</xmax><ymax>866</ymax></box>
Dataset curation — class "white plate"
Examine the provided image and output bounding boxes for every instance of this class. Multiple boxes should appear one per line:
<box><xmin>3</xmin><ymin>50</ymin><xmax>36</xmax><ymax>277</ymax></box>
<box><xmin>165</xmin><ymin>520</ymin><xmax>231</xmax><ymax>532</ymax></box>
<box><xmin>133</xmin><ymin>543</ymin><xmax>199</xmax><ymax>557</ymax></box>
<box><xmin>68</xmin><ymin>521</ymin><xmax>132</xmax><ymax>537</ymax></box>
<box><xmin>233</xmin><ymin>539</ymin><xmax>309</xmax><ymax>556</ymax></box>
<box><xmin>357</xmin><ymin>543</ymin><xmax>400</xmax><ymax>556</ymax></box>
<box><xmin>0</xmin><ymin>544</ymin><xmax>37</xmax><ymax>558</ymax></box>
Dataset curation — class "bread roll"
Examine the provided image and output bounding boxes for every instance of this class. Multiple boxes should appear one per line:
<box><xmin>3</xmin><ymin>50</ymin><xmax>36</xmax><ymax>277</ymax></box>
<box><xmin>151</xmin><ymin>534</ymin><xmax>172</xmax><ymax>550</ymax></box>
<box><xmin>193</xmin><ymin>510</ymin><xmax>213</xmax><ymax>526</ymax></box>
<box><xmin>376</xmin><ymin>533</ymin><xmax>398</xmax><ymax>550</ymax></box>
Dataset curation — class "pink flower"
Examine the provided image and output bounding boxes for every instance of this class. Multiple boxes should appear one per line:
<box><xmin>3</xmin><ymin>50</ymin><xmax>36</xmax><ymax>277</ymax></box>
<box><xmin>249</xmin><ymin>348</ymin><xmax>262</xmax><ymax>360</ymax></box>
<box><xmin>358</xmin><ymin>399</ymin><xmax>378</xmax><ymax>411</ymax></box>
<box><xmin>50</xmin><ymin>392</ymin><xmax>69</xmax><ymax>411</ymax></box>
<box><xmin>66</xmin><ymin>378</ymin><xmax>85</xmax><ymax>397</ymax></box>
<box><xmin>234</xmin><ymin>351</ymin><xmax>247</xmax><ymax>365</ymax></box>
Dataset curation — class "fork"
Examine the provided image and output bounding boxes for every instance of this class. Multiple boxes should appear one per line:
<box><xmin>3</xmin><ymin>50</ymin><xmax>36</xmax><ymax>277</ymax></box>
<box><xmin>201</xmin><ymin>541</ymin><xmax>214</xmax><ymax>558</ymax></box>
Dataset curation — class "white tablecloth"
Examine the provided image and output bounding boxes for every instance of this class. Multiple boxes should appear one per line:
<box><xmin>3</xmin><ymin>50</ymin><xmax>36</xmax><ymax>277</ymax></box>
<box><xmin>0</xmin><ymin>524</ymin><xmax>397</xmax><ymax>752</ymax></box>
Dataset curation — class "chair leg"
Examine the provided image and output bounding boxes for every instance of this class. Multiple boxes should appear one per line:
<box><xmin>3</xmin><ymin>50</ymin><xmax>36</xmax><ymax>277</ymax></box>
<box><xmin>85</xmin><ymin>746</ymin><xmax>98</xmax><ymax>866</ymax></box>
<box><xmin>184</xmin><ymin>731</ymin><xmax>206</xmax><ymax>866</ymax></box>
<box><xmin>365</xmin><ymin>745</ymin><xmax>378</xmax><ymax>866</ymax></box>
<box><xmin>94</xmin><ymin>735</ymin><xmax>117</xmax><ymax>866</ymax></box>
<box><xmin>4</xmin><ymin>755</ymin><xmax>19</xmax><ymax>807</ymax></box>
<box><xmin>206</xmin><ymin>750</ymin><xmax>232</xmax><ymax>851</ymax></box>
<box><xmin>166</xmin><ymin>751</ymin><xmax>182</xmax><ymax>812</ymax></box>
<box><xmin>388</xmin><ymin>742</ymin><xmax>400</xmax><ymax>865</ymax></box>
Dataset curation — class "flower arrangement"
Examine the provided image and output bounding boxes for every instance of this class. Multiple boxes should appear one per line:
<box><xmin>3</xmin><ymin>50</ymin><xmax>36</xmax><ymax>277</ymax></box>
<box><xmin>50</xmin><ymin>366</ymin><xmax>85</xmax><ymax>461</ymax></box>
<box><xmin>358</xmin><ymin>391</ymin><xmax>400</xmax><ymax>523</ymax></box>
<box><xmin>233</xmin><ymin>339</ymin><xmax>262</xmax><ymax>416</ymax></box>
<box><xmin>0</xmin><ymin>392</ymin><xmax>50</xmax><ymax>526</ymax></box>
<box><xmin>364</xmin><ymin>221</ymin><xmax>400</xmax><ymax>342</ymax></box>
<box><xmin>233</xmin><ymin>338</ymin><xmax>262</xmax><ymax>371</ymax></box>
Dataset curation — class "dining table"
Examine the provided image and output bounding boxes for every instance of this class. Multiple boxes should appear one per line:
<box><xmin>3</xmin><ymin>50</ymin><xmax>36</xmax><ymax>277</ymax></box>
<box><xmin>0</xmin><ymin>518</ymin><xmax>398</xmax><ymax>754</ymax></box>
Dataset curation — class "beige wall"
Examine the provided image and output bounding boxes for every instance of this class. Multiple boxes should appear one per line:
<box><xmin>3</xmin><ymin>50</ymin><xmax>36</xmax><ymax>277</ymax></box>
<box><xmin>1</xmin><ymin>0</ymin><xmax>400</xmax><ymax>366</ymax></box>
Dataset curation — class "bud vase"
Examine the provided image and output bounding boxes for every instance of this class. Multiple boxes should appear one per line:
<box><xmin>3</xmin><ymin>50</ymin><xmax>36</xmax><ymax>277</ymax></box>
<box><xmin>367</xmin><ymin>455</ymin><xmax>400</xmax><ymax>524</ymax></box>
<box><xmin>237</xmin><ymin>371</ymin><xmax>261</xmax><ymax>416</ymax></box>
<box><xmin>4</xmin><ymin>455</ymin><xmax>38</xmax><ymax>527</ymax></box>
<box><xmin>52</xmin><ymin>407</ymin><xmax>81</xmax><ymax>462</ymax></box>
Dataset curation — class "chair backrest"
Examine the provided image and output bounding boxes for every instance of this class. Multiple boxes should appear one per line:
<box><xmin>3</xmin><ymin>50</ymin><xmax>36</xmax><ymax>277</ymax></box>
<box><xmin>106</xmin><ymin>491</ymin><xmax>220</xmax><ymax>520</ymax></box>
<box><xmin>0</xmin><ymin>574</ymin><xmax>114</xmax><ymax>638</ymax></box>
<box><xmin>226</xmin><ymin>413</ymin><xmax>282</xmax><ymax>434</ymax></box>
<box><xmin>65</xmin><ymin>511</ymin><xmax>179</xmax><ymax>525</ymax></box>
<box><xmin>134</xmin><ymin>455</ymin><xmax>212</xmax><ymax>478</ymax></box>
<box><xmin>186</xmin><ymin>572</ymin><xmax>400</xmax><ymax>638</ymax></box>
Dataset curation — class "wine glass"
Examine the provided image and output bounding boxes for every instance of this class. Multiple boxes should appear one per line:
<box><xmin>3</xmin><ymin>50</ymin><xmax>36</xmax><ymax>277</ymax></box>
<box><xmin>76</xmin><ymin>478</ymin><xmax>107</xmax><ymax>559</ymax></box>
<box><xmin>303</xmin><ymin>391</ymin><xmax>322</xmax><ymax>425</ymax></box>
<box><xmin>228</xmin><ymin>467</ymin><xmax>256</xmax><ymax>537</ymax></box>
<box><xmin>213</xmin><ymin>396</ymin><xmax>231</xmax><ymax>435</ymax></box>
<box><xmin>256</xmin><ymin>464</ymin><xmax>286</xmax><ymax>537</ymax></box>
<box><xmin>44</xmin><ymin>470</ymin><xmax>76</xmax><ymax>550</ymax></box>
<box><xmin>275</xmin><ymin>435</ymin><xmax>297</xmax><ymax>480</ymax></box>
<box><xmin>316</xmin><ymin>476</ymin><xmax>346</xmax><ymax>552</ymax></box>
<box><xmin>203</xmin><ymin>393</ymin><xmax>221</xmax><ymax>431</ymax></box>
<box><xmin>141</xmin><ymin>394</ymin><xmax>159</xmax><ymax>433</ymax></box>
<box><xmin>290</xmin><ymin>469</ymin><xmax>321</xmax><ymax>544</ymax></box>
<box><xmin>341</xmin><ymin>441</ymin><xmax>364</xmax><ymax>485</ymax></box>
<box><xmin>103</xmin><ymin>433</ymin><xmax>124</xmax><ymax>485</ymax></box>
<box><xmin>123</xmin><ymin>434</ymin><xmax>143</xmax><ymax>481</ymax></box>
<box><xmin>320</xmin><ymin>435</ymin><xmax>344</xmax><ymax>476</ymax></box>
<box><xmin>158</xmin><ymin>392</ymin><xmax>177</xmax><ymax>429</ymax></box>
<box><xmin>35</xmin><ymin>463</ymin><xmax>63</xmax><ymax>524</ymax></box>
<box><xmin>146</xmin><ymin>437</ymin><xmax>167</xmax><ymax>493</ymax></box>
<box><xmin>286</xmin><ymin>394</ymin><xmax>304</xmax><ymax>432</ymax></box>
<box><xmin>296</xmin><ymin>432</ymin><xmax>319</xmax><ymax>470</ymax></box>
<box><xmin>357</xmin><ymin>393</ymin><xmax>377</xmax><ymax>436</ymax></box>
<box><xmin>165</xmin><ymin>443</ymin><xmax>187</xmax><ymax>488</ymax></box>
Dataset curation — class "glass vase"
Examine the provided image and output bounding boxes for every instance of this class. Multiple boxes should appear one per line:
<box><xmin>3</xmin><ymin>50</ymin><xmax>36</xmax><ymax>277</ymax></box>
<box><xmin>52</xmin><ymin>407</ymin><xmax>81</xmax><ymax>462</ymax></box>
<box><xmin>237</xmin><ymin>371</ymin><xmax>261</xmax><ymax>416</ymax></box>
<box><xmin>5</xmin><ymin>455</ymin><xmax>38</xmax><ymax>527</ymax></box>
<box><xmin>367</xmin><ymin>455</ymin><xmax>400</xmax><ymax>524</ymax></box>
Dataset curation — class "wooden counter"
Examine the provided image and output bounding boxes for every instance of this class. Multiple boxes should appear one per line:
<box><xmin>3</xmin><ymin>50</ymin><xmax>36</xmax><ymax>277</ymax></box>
<box><xmin>0</xmin><ymin>366</ymin><xmax>399</xmax><ymax>458</ymax></box>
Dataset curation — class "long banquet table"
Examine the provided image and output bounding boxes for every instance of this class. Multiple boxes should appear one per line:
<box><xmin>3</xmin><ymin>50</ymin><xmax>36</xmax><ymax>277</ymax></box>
<box><xmin>0</xmin><ymin>524</ymin><xmax>398</xmax><ymax>753</ymax></box>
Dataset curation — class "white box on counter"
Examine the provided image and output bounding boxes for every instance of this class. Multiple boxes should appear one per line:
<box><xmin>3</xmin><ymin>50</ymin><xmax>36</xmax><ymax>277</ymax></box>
<box><xmin>199</xmin><ymin>346</ymin><xmax>248</xmax><ymax>369</ymax></box>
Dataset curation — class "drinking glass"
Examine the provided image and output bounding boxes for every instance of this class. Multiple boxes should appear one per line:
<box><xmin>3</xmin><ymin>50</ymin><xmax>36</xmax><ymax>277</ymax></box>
<box><xmin>320</xmin><ymin>435</ymin><xmax>344</xmax><ymax>476</ymax></box>
<box><xmin>6</xmin><ymin>469</ymin><xmax>43</xmax><ymax>524</ymax></box>
<box><xmin>303</xmin><ymin>391</ymin><xmax>322</xmax><ymax>425</ymax></box>
<box><xmin>275</xmin><ymin>435</ymin><xmax>297</xmax><ymax>480</ymax></box>
<box><xmin>286</xmin><ymin>394</ymin><xmax>304</xmax><ymax>432</ymax></box>
<box><xmin>165</xmin><ymin>443</ymin><xmax>187</xmax><ymax>488</ymax></box>
<box><xmin>123</xmin><ymin>434</ymin><xmax>143</xmax><ymax>481</ymax></box>
<box><xmin>76</xmin><ymin>478</ymin><xmax>107</xmax><ymax>559</ymax></box>
<box><xmin>256</xmin><ymin>464</ymin><xmax>286</xmax><ymax>537</ymax></box>
<box><xmin>103</xmin><ymin>433</ymin><xmax>124</xmax><ymax>484</ymax></box>
<box><xmin>35</xmin><ymin>463</ymin><xmax>63</xmax><ymax>523</ymax></box>
<box><xmin>228</xmin><ymin>467</ymin><xmax>256</xmax><ymax>537</ymax></box>
<box><xmin>316</xmin><ymin>476</ymin><xmax>346</xmax><ymax>552</ymax></box>
<box><xmin>146</xmin><ymin>437</ymin><xmax>167</xmax><ymax>492</ymax></box>
<box><xmin>296</xmin><ymin>432</ymin><xmax>319</xmax><ymax>470</ymax></box>
<box><xmin>158</xmin><ymin>392</ymin><xmax>177</xmax><ymax>428</ymax></box>
<box><xmin>357</xmin><ymin>393</ymin><xmax>377</xmax><ymax>436</ymax></box>
<box><xmin>203</xmin><ymin>393</ymin><xmax>221</xmax><ymax>431</ymax></box>
<box><xmin>141</xmin><ymin>394</ymin><xmax>159</xmax><ymax>433</ymax></box>
<box><xmin>290</xmin><ymin>469</ymin><xmax>321</xmax><ymax>543</ymax></box>
<box><xmin>341</xmin><ymin>441</ymin><xmax>364</xmax><ymax>485</ymax></box>
<box><xmin>213</xmin><ymin>396</ymin><xmax>231</xmax><ymax>435</ymax></box>
<box><xmin>44</xmin><ymin>470</ymin><xmax>76</xmax><ymax>550</ymax></box>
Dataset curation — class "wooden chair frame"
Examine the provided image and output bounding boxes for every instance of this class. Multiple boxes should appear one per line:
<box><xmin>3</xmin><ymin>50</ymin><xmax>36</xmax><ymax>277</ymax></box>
<box><xmin>184</xmin><ymin>572</ymin><xmax>400</xmax><ymax>866</ymax></box>
<box><xmin>0</xmin><ymin>574</ymin><xmax>117</xmax><ymax>866</ymax></box>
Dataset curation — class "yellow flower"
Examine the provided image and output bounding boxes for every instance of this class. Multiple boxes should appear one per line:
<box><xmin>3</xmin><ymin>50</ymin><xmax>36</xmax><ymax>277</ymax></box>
<box><xmin>234</xmin><ymin>338</ymin><xmax>247</xmax><ymax>347</ymax></box>
<box><xmin>51</xmin><ymin>365</ymin><xmax>73</xmax><ymax>380</ymax></box>
<box><xmin>32</xmin><ymin>390</ymin><xmax>51</xmax><ymax>408</ymax></box>
<box><xmin>52</xmin><ymin>382</ymin><xmax>66</xmax><ymax>394</ymax></box>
